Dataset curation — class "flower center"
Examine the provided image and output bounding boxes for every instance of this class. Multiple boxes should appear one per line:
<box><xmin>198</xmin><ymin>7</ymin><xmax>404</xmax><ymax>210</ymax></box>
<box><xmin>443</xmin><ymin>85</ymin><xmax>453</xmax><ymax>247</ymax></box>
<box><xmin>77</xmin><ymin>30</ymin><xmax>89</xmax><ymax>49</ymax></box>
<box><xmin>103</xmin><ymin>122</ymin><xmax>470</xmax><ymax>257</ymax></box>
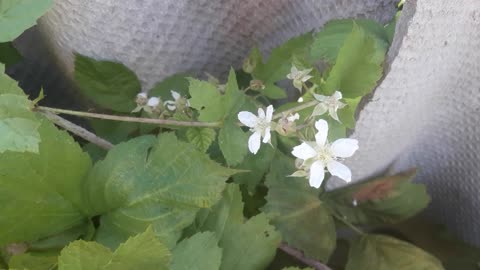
<box><xmin>315</xmin><ymin>145</ymin><xmax>334</xmax><ymax>163</ymax></box>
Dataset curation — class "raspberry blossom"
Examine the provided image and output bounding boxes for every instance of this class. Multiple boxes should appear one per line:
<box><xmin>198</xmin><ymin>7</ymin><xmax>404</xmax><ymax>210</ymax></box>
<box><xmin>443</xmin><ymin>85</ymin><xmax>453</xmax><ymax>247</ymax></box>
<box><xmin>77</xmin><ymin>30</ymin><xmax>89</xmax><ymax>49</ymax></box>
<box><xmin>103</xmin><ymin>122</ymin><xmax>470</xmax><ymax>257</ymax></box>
<box><xmin>238</xmin><ymin>105</ymin><xmax>274</xmax><ymax>154</ymax></box>
<box><xmin>164</xmin><ymin>90</ymin><xmax>190</xmax><ymax>111</ymax></box>
<box><xmin>312</xmin><ymin>91</ymin><xmax>346</xmax><ymax>122</ymax></box>
<box><xmin>132</xmin><ymin>93</ymin><xmax>149</xmax><ymax>113</ymax></box>
<box><xmin>291</xmin><ymin>119</ymin><xmax>358</xmax><ymax>188</ymax></box>
<box><xmin>286</xmin><ymin>65</ymin><xmax>313</xmax><ymax>91</ymax></box>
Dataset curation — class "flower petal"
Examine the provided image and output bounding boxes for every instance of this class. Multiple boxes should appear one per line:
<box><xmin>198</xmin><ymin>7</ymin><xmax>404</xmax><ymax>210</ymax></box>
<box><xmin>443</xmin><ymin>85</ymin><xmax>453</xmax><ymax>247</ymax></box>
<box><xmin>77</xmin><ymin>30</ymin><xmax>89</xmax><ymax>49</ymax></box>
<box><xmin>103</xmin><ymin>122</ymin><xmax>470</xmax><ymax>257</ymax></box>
<box><xmin>309</xmin><ymin>160</ymin><xmax>325</xmax><ymax>188</ymax></box>
<box><xmin>333</xmin><ymin>91</ymin><xmax>342</xmax><ymax>100</ymax></box>
<box><xmin>262</xmin><ymin>127</ymin><xmax>271</xmax><ymax>143</ymax></box>
<box><xmin>313</xmin><ymin>93</ymin><xmax>327</xmax><ymax>102</ymax></box>
<box><xmin>312</xmin><ymin>103</ymin><xmax>328</xmax><ymax>117</ymax></box>
<box><xmin>265</xmin><ymin>105</ymin><xmax>274</xmax><ymax>122</ymax></box>
<box><xmin>293</xmin><ymin>80</ymin><xmax>303</xmax><ymax>91</ymax></box>
<box><xmin>327</xmin><ymin>160</ymin><xmax>352</xmax><ymax>182</ymax></box>
<box><xmin>238</xmin><ymin>111</ymin><xmax>257</xmax><ymax>127</ymax></box>
<box><xmin>258</xmin><ymin>108</ymin><xmax>265</xmax><ymax>119</ymax></box>
<box><xmin>291</xmin><ymin>142</ymin><xmax>317</xmax><ymax>160</ymax></box>
<box><xmin>329</xmin><ymin>107</ymin><xmax>340</xmax><ymax>122</ymax></box>
<box><xmin>331</xmin><ymin>139</ymin><xmax>359</xmax><ymax>158</ymax></box>
<box><xmin>171</xmin><ymin>90</ymin><xmax>181</xmax><ymax>100</ymax></box>
<box><xmin>314</xmin><ymin>119</ymin><xmax>328</xmax><ymax>146</ymax></box>
<box><xmin>248</xmin><ymin>131</ymin><xmax>262</xmax><ymax>154</ymax></box>
<box><xmin>147</xmin><ymin>97</ymin><xmax>160</xmax><ymax>107</ymax></box>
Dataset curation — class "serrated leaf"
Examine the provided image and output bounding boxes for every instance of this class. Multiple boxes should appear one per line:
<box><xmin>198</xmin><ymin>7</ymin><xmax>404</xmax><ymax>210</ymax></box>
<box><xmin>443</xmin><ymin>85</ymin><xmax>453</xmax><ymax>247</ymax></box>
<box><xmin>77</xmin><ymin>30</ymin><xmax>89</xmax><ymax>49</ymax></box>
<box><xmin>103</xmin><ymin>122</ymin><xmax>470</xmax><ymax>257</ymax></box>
<box><xmin>253</xmin><ymin>32</ymin><xmax>313</xmax><ymax>83</ymax></box>
<box><xmin>148</xmin><ymin>74</ymin><xmax>190</xmax><ymax>99</ymax></box>
<box><xmin>0</xmin><ymin>64</ymin><xmax>24</xmax><ymax>95</ymax></box>
<box><xmin>30</xmin><ymin>220</ymin><xmax>95</xmax><ymax>250</ymax></box>
<box><xmin>262</xmin><ymin>153</ymin><xmax>336</xmax><ymax>262</ymax></box>
<box><xmin>323</xmin><ymin>169</ymin><xmax>430</xmax><ymax>225</ymax></box>
<box><xmin>346</xmin><ymin>234</ymin><xmax>444</xmax><ymax>270</ymax></box>
<box><xmin>186</xmin><ymin>128</ymin><xmax>216</xmax><ymax>153</ymax></box>
<box><xmin>58</xmin><ymin>227</ymin><xmax>171</xmax><ymax>270</ymax></box>
<box><xmin>8</xmin><ymin>253</ymin><xmax>57</xmax><ymax>270</ymax></box>
<box><xmin>74</xmin><ymin>54</ymin><xmax>141</xmax><ymax>112</ymax></box>
<box><xmin>219</xmin><ymin>213</ymin><xmax>281</xmax><ymax>270</ymax></box>
<box><xmin>0</xmin><ymin>118</ymin><xmax>92</xmax><ymax>245</ymax></box>
<box><xmin>188</xmin><ymin>79</ymin><xmax>224</xmax><ymax>122</ymax></box>
<box><xmin>84</xmin><ymin>133</ymin><xmax>238</xmax><ymax>249</ymax></box>
<box><xmin>218</xmin><ymin>119</ymin><xmax>249</xmax><ymax>166</ymax></box>
<box><xmin>0</xmin><ymin>0</ymin><xmax>54</xmax><ymax>42</ymax></box>
<box><xmin>171</xmin><ymin>232</ymin><xmax>222</xmax><ymax>270</ymax></box>
<box><xmin>193</xmin><ymin>184</ymin><xmax>244</xmax><ymax>240</ymax></box>
<box><xmin>232</xmin><ymin>135</ymin><xmax>276</xmax><ymax>193</ymax></box>
<box><xmin>263</xmin><ymin>83</ymin><xmax>287</xmax><ymax>99</ymax></box>
<box><xmin>321</xmin><ymin>23</ymin><xmax>385</xmax><ymax>98</ymax></box>
<box><xmin>0</xmin><ymin>42</ymin><xmax>21</xmax><ymax>66</ymax></box>
<box><xmin>337</xmin><ymin>97</ymin><xmax>361</xmax><ymax>129</ymax></box>
<box><xmin>310</xmin><ymin>19</ymin><xmax>390</xmax><ymax>63</ymax></box>
<box><xmin>0</xmin><ymin>117</ymin><xmax>40</xmax><ymax>153</ymax></box>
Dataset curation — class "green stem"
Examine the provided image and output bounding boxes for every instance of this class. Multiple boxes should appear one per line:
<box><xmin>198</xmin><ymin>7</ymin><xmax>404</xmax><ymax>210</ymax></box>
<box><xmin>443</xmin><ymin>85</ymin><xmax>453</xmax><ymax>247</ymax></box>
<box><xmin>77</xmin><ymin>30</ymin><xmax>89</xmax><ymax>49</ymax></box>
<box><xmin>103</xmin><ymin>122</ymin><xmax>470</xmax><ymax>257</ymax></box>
<box><xmin>272</xmin><ymin>100</ymin><xmax>318</xmax><ymax>120</ymax></box>
<box><xmin>36</xmin><ymin>106</ymin><xmax>223</xmax><ymax>128</ymax></box>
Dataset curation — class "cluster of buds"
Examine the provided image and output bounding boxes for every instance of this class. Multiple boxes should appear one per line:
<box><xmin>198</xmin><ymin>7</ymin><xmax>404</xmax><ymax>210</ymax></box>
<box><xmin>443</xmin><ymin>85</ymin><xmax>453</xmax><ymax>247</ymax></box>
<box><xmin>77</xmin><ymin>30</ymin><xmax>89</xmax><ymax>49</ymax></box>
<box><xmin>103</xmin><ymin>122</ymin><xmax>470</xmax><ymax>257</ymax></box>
<box><xmin>132</xmin><ymin>91</ymin><xmax>190</xmax><ymax>117</ymax></box>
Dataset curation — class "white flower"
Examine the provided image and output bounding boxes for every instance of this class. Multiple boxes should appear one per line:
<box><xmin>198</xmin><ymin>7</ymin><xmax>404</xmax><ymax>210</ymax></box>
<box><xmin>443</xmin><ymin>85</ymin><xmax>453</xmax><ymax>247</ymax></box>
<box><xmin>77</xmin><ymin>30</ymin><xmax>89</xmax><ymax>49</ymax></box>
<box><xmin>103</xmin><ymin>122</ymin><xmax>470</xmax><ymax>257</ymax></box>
<box><xmin>312</xmin><ymin>91</ymin><xmax>346</xmax><ymax>122</ymax></box>
<box><xmin>147</xmin><ymin>97</ymin><xmax>160</xmax><ymax>107</ymax></box>
<box><xmin>164</xmin><ymin>90</ymin><xmax>190</xmax><ymax>111</ymax></box>
<box><xmin>238</xmin><ymin>105</ymin><xmax>274</xmax><ymax>154</ymax></box>
<box><xmin>286</xmin><ymin>65</ymin><xmax>313</xmax><ymax>91</ymax></box>
<box><xmin>291</xmin><ymin>119</ymin><xmax>358</xmax><ymax>188</ymax></box>
<box><xmin>287</xmin><ymin>113</ymin><xmax>300</xmax><ymax>123</ymax></box>
<box><xmin>132</xmin><ymin>93</ymin><xmax>149</xmax><ymax>113</ymax></box>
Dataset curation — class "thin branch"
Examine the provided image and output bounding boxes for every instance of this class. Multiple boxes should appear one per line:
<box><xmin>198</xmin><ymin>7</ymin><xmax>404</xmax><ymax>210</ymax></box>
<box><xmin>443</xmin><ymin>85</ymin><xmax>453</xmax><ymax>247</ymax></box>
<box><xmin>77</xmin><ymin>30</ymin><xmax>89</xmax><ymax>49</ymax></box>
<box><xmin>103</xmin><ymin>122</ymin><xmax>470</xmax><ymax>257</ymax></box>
<box><xmin>272</xmin><ymin>100</ymin><xmax>318</xmax><ymax>120</ymax></box>
<box><xmin>36</xmin><ymin>106</ymin><xmax>223</xmax><ymax>128</ymax></box>
<box><xmin>40</xmin><ymin>111</ymin><xmax>114</xmax><ymax>150</ymax></box>
<box><xmin>279</xmin><ymin>243</ymin><xmax>332</xmax><ymax>270</ymax></box>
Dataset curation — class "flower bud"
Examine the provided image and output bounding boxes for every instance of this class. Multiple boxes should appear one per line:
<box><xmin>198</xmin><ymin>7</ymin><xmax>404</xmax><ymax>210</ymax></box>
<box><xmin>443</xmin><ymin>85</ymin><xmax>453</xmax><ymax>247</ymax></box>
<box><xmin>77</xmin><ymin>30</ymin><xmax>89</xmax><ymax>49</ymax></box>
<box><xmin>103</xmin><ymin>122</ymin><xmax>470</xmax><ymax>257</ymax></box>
<box><xmin>135</xmin><ymin>93</ymin><xmax>148</xmax><ymax>106</ymax></box>
<box><xmin>249</xmin><ymin>79</ymin><xmax>265</xmax><ymax>91</ymax></box>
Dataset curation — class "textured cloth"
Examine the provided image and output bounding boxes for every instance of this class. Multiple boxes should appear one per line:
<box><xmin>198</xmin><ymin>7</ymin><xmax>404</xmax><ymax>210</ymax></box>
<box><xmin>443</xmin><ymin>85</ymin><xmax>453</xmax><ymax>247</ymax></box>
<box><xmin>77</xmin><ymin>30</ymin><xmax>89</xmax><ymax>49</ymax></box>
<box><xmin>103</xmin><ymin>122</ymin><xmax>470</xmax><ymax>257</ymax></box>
<box><xmin>11</xmin><ymin>0</ymin><xmax>480</xmax><ymax>246</ymax></box>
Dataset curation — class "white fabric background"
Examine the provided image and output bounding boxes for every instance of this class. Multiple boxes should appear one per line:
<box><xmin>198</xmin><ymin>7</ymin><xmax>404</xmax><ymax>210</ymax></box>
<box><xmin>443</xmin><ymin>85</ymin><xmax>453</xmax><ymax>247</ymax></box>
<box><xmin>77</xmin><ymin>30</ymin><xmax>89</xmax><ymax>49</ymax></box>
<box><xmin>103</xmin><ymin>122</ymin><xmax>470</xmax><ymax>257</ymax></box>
<box><xmin>12</xmin><ymin>0</ymin><xmax>480</xmax><ymax>246</ymax></box>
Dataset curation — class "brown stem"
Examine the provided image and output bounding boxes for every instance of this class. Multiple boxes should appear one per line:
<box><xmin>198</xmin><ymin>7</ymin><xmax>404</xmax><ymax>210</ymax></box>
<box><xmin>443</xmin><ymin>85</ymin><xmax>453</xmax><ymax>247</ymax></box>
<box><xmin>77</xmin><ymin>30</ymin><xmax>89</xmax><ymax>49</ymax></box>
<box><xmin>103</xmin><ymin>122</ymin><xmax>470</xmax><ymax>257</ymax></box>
<box><xmin>279</xmin><ymin>243</ymin><xmax>332</xmax><ymax>270</ymax></box>
<box><xmin>36</xmin><ymin>106</ymin><xmax>223</xmax><ymax>128</ymax></box>
<box><xmin>40</xmin><ymin>111</ymin><xmax>114</xmax><ymax>150</ymax></box>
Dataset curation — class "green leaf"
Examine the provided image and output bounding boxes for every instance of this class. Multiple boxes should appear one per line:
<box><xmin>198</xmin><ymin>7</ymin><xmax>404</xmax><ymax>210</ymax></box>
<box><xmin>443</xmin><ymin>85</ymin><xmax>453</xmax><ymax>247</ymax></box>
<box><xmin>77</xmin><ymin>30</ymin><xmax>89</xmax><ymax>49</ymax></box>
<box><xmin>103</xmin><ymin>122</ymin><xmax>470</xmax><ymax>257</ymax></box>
<box><xmin>0</xmin><ymin>117</ymin><xmax>40</xmax><ymax>153</ymax></box>
<box><xmin>84</xmin><ymin>133</ymin><xmax>238</xmax><ymax>249</ymax></box>
<box><xmin>321</xmin><ymin>23</ymin><xmax>385</xmax><ymax>98</ymax></box>
<box><xmin>232</xmin><ymin>136</ymin><xmax>276</xmax><ymax>193</ymax></box>
<box><xmin>9</xmin><ymin>253</ymin><xmax>57</xmax><ymax>270</ymax></box>
<box><xmin>219</xmin><ymin>213</ymin><xmax>281</xmax><ymax>270</ymax></box>
<box><xmin>253</xmin><ymin>32</ymin><xmax>313</xmax><ymax>83</ymax></box>
<box><xmin>58</xmin><ymin>227</ymin><xmax>171</xmax><ymax>270</ymax></box>
<box><xmin>89</xmin><ymin>119</ymin><xmax>138</xmax><ymax>144</ymax></box>
<box><xmin>0</xmin><ymin>64</ymin><xmax>24</xmax><ymax>95</ymax></box>
<box><xmin>0</xmin><ymin>42</ymin><xmax>21</xmax><ymax>66</ymax></box>
<box><xmin>186</xmin><ymin>127</ymin><xmax>216</xmax><ymax>153</ymax></box>
<box><xmin>323</xmin><ymin>169</ymin><xmax>430</xmax><ymax>225</ymax></box>
<box><xmin>263</xmin><ymin>83</ymin><xmax>287</xmax><ymax>99</ymax></box>
<box><xmin>224</xmin><ymin>68</ymin><xmax>246</xmax><ymax>116</ymax></box>
<box><xmin>58</xmin><ymin>241</ymin><xmax>112</xmax><ymax>270</ymax></box>
<box><xmin>0</xmin><ymin>119</ymin><xmax>92</xmax><ymax>245</ymax></box>
<box><xmin>193</xmin><ymin>184</ymin><xmax>244</xmax><ymax>240</ymax></box>
<box><xmin>346</xmin><ymin>234</ymin><xmax>444</xmax><ymax>270</ymax></box>
<box><xmin>188</xmin><ymin>78</ymin><xmax>224</xmax><ymax>122</ymax></box>
<box><xmin>0</xmin><ymin>0</ymin><xmax>54</xmax><ymax>42</ymax></box>
<box><xmin>148</xmin><ymin>74</ymin><xmax>190</xmax><ymax>99</ymax></box>
<box><xmin>74</xmin><ymin>54</ymin><xmax>141</xmax><ymax>112</ymax></box>
<box><xmin>262</xmin><ymin>153</ymin><xmax>336</xmax><ymax>262</ymax></box>
<box><xmin>310</xmin><ymin>19</ymin><xmax>390</xmax><ymax>63</ymax></box>
<box><xmin>337</xmin><ymin>97</ymin><xmax>361</xmax><ymax>129</ymax></box>
<box><xmin>29</xmin><ymin>220</ymin><xmax>95</xmax><ymax>251</ymax></box>
<box><xmin>218</xmin><ymin>119</ymin><xmax>249</xmax><ymax>166</ymax></box>
<box><xmin>171</xmin><ymin>232</ymin><xmax>222</xmax><ymax>270</ymax></box>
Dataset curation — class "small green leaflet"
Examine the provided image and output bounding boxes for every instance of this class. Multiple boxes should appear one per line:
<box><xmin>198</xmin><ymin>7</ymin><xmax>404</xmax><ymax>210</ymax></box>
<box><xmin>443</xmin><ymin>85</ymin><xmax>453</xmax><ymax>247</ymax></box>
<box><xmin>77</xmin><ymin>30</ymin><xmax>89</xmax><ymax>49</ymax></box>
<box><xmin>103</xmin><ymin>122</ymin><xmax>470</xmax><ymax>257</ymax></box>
<box><xmin>186</xmin><ymin>127</ymin><xmax>216</xmax><ymax>153</ymax></box>
<box><xmin>321</xmin><ymin>23</ymin><xmax>385</xmax><ymax>98</ymax></box>
<box><xmin>262</xmin><ymin>153</ymin><xmax>336</xmax><ymax>262</ymax></box>
<box><xmin>323</xmin><ymin>169</ymin><xmax>430</xmax><ymax>225</ymax></box>
<box><xmin>58</xmin><ymin>227</ymin><xmax>171</xmax><ymax>270</ymax></box>
<box><xmin>0</xmin><ymin>0</ymin><xmax>54</xmax><ymax>42</ymax></box>
<box><xmin>253</xmin><ymin>32</ymin><xmax>313</xmax><ymax>83</ymax></box>
<box><xmin>346</xmin><ymin>234</ymin><xmax>445</xmax><ymax>270</ymax></box>
<box><xmin>171</xmin><ymin>232</ymin><xmax>222</xmax><ymax>270</ymax></box>
<box><xmin>310</xmin><ymin>19</ymin><xmax>390</xmax><ymax>63</ymax></box>
<box><xmin>219</xmin><ymin>213</ymin><xmax>281</xmax><ymax>270</ymax></box>
<box><xmin>84</xmin><ymin>133</ymin><xmax>238</xmax><ymax>249</ymax></box>
<box><xmin>0</xmin><ymin>119</ymin><xmax>92</xmax><ymax>245</ymax></box>
<box><xmin>8</xmin><ymin>253</ymin><xmax>57</xmax><ymax>270</ymax></box>
<box><xmin>74</xmin><ymin>54</ymin><xmax>141</xmax><ymax>112</ymax></box>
